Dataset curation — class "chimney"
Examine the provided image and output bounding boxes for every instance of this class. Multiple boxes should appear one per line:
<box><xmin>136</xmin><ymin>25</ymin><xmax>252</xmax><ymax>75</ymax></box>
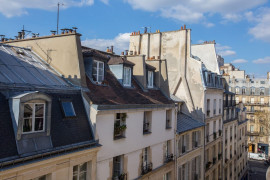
<box><xmin>111</xmin><ymin>46</ymin><xmax>114</xmax><ymax>53</ymax></box>
<box><xmin>184</xmin><ymin>24</ymin><xmax>186</xmax><ymax>29</ymax></box>
<box><xmin>125</xmin><ymin>50</ymin><xmax>128</xmax><ymax>55</ymax></box>
<box><xmin>267</xmin><ymin>72</ymin><xmax>270</xmax><ymax>80</ymax></box>
<box><xmin>106</xmin><ymin>47</ymin><xmax>110</xmax><ymax>52</ymax></box>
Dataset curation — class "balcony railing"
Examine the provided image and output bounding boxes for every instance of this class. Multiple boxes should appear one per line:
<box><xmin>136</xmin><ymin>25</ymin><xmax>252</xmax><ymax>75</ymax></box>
<box><xmin>141</xmin><ymin>162</ymin><xmax>152</xmax><ymax>175</ymax></box>
<box><xmin>143</xmin><ymin>122</ymin><xmax>150</xmax><ymax>134</ymax></box>
<box><xmin>113</xmin><ymin>173</ymin><xmax>127</xmax><ymax>180</ymax></box>
<box><xmin>164</xmin><ymin>153</ymin><xmax>174</xmax><ymax>163</ymax></box>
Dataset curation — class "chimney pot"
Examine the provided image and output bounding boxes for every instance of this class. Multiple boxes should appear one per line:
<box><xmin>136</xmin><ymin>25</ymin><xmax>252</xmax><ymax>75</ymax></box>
<box><xmin>125</xmin><ymin>50</ymin><xmax>128</xmax><ymax>55</ymax></box>
<box><xmin>184</xmin><ymin>24</ymin><xmax>186</xmax><ymax>29</ymax></box>
<box><xmin>181</xmin><ymin>26</ymin><xmax>183</xmax><ymax>30</ymax></box>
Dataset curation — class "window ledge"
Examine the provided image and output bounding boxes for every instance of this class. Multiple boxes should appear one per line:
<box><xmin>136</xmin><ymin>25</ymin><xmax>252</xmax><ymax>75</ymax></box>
<box><xmin>166</xmin><ymin>126</ymin><xmax>172</xmax><ymax>130</ymax></box>
<box><xmin>143</xmin><ymin>131</ymin><xmax>152</xmax><ymax>135</ymax></box>
<box><xmin>113</xmin><ymin>135</ymin><xmax>126</xmax><ymax>140</ymax></box>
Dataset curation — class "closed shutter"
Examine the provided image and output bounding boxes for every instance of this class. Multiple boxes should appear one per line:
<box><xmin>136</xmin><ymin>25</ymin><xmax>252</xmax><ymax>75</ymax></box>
<box><xmin>186</xmin><ymin>134</ymin><xmax>189</xmax><ymax>151</ymax></box>
<box><xmin>178</xmin><ymin>137</ymin><xmax>182</xmax><ymax>156</ymax></box>
<box><xmin>198</xmin><ymin>131</ymin><xmax>201</xmax><ymax>146</ymax></box>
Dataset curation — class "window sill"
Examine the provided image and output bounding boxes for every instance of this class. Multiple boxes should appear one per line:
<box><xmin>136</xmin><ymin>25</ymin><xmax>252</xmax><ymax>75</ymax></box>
<box><xmin>143</xmin><ymin>131</ymin><xmax>152</xmax><ymax>135</ymax></box>
<box><xmin>166</xmin><ymin>126</ymin><xmax>172</xmax><ymax>129</ymax></box>
<box><xmin>114</xmin><ymin>135</ymin><xmax>126</xmax><ymax>140</ymax></box>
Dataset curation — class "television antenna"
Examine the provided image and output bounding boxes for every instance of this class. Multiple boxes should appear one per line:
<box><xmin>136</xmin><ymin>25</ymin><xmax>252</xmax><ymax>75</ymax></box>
<box><xmin>57</xmin><ymin>2</ymin><xmax>64</xmax><ymax>35</ymax></box>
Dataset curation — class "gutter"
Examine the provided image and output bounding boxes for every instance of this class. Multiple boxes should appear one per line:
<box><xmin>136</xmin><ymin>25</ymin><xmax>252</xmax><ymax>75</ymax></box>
<box><xmin>0</xmin><ymin>140</ymin><xmax>100</xmax><ymax>171</ymax></box>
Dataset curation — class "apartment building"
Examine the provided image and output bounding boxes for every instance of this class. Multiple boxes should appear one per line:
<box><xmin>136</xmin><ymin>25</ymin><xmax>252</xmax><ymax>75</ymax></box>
<box><xmin>129</xmin><ymin>27</ymin><xmax>224</xmax><ymax>180</ymax></box>
<box><xmin>5</xmin><ymin>31</ymin><xmax>176</xmax><ymax>180</ymax></box>
<box><xmin>222</xmin><ymin>78</ymin><xmax>248</xmax><ymax>180</ymax></box>
<box><xmin>82</xmin><ymin>47</ymin><xmax>176</xmax><ymax>180</ymax></box>
<box><xmin>0</xmin><ymin>44</ymin><xmax>99</xmax><ymax>180</ymax></box>
<box><xmin>221</xmin><ymin>63</ymin><xmax>270</xmax><ymax>156</ymax></box>
<box><xmin>176</xmin><ymin>113</ymin><xmax>205</xmax><ymax>180</ymax></box>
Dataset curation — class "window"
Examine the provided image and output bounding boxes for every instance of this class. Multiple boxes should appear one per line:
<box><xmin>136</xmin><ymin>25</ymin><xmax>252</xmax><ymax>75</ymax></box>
<box><xmin>260</xmin><ymin>88</ymin><xmax>265</xmax><ymax>95</ymax></box>
<box><xmin>73</xmin><ymin>162</ymin><xmax>87</xmax><ymax>180</ymax></box>
<box><xmin>261</xmin><ymin>81</ymin><xmax>265</xmax><ymax>84</ymax></box>
<box><xmin>23</xmin><ymin>103</ymin><xmax>45</xmax><ymax>133</ymax></box>
<box><xmin>261</xmin><ymin>98</ymin><xmax>264</xmax><ymax>104</ymax></box>
<box><xmin>206</xmin><ymin>99</ymin><xmax>210</xmax><ymax>117</ymax></box>
<box><xmin>147</xmin><ymin>71</ymin><xmax>154</xmax><ymax>88</ymax></box>
<box><xmin>236</xmin><ymin>97</ymin><xmax>239</xmax><ymax>104</ymax></box>
<box><xmin>260</xmin><ymin>126</ymin><xmax>264</xmax><ymax>133</ymax></box>
<box><xmin>163</xmin><ymin>172</ymin><xmax>171</xmax><ymax>180</ymax></box>
<box><xmin>123</xmin><ymin>67</ymin><xmax>131</xmax><ymax>86</ymax></box>
<box><xmin>61</xmin><ymin>101</ymin><xmax>76</xmax><ymax>117</ymax></box>
<box><xmin>31</xmin><ymin>174</ymin><xmax>51</xmax><ymax>180</ymax></box>
<box><xmin>235</xmin><ymin>87</ymin><xmax>240</xmax><ymax>94</ymax></box>
<box><xmin>242</xmin><ymin>97</ymin><xmax>246</xmax><ymax>103</ymax></box>
<box><xmin>219</xmin><ymin>99</ymin><xmax>221</xmax><ymax>114</ymax></box>
<box><xmin>191</xmin><ymin>156</ymin><xmax>201</xmax><ymax>180</ymax></box>
<box><xmin>182</xmin><ymin>134</ymin><xmax>189</xmax><ymax>153</ymax></box>
<box><xmin>143</xmin><ymin>111</ymin><xmax>152</xmax><ymax>134</ymax></box>
<box><xmin>92</xmin><ymin>60</ymin><xmax>104</xmax><ymax>83</ymax></box>
<box><xmin>251</xmin><ymin>97</ymin><xmax>254</xmax><ymax>104</ymax></box>
<box><xmin>213</xmin><ymin>121</ymin><xmax>216</xmax><ymax>133</ymax></box>
<box><xmin>142</xmin><ymin>147</ymin><xmax>152</xmax><ymax>175</ymax></box>
<box><xmin>181</xmin><ymin>163</ymin><xmax>189</xmax><ymax>180</ymax></box>
<box><xmin>192</xmin><ymin>131</ymin><xmax>201</xmax><ymax>148</ymax></box>
<box><xmin>113</xmin><ymin>155</ymin><xmax>124</xmax><ymax>178</ymax></box>
<box><xmin>250</xmin><ymin>125</ymin><xmax>254</xmax><ymax>133</ymax></box>
<box><xmin>251</xmin><ymin>87</ymin><xmax>255</xmax><ymax>95</ymax></box>
<box><xmin>213</xmin><ymin>99</ymin><xmax>216</xmax><ymax>115</ymax></box>
<box><xmin>166</xmin><ymin>110</ymin><xmax>172</xmax><ymax>129</ymax></box>
<box><xmin>114</xmin><ymin>113</ymin><xmax>127</xmax><ymax>139</ymax></box>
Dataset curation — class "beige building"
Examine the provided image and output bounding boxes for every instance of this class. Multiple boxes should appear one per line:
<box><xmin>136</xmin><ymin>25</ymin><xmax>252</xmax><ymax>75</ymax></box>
<box><xmin>129</xmin><ymin>27</ymin><xmax>224</xmax><ymax>180</ymax></box>
<box><xmin>221</xmin><ymin>63</ymin><xmax>270</xmax><ymax>156</ymax></box>
<box><xmin>0</xmin><ymin>43</ymin><xmax>99</xmax><ymax>180</ymax></box>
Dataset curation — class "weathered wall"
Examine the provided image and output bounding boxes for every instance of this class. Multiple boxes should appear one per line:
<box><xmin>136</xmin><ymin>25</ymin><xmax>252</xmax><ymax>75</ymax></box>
<box><xmin>5</xmin><ymin>34</ymin><xmax>86</xmax><ymax>87</ymax></box>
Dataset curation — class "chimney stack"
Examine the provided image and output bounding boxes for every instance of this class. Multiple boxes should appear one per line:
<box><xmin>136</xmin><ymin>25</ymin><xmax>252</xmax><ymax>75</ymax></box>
<box><xmin>111</xmin><ymin>46</ymin><xmax>114</xmax><ymax>53</ymax></box>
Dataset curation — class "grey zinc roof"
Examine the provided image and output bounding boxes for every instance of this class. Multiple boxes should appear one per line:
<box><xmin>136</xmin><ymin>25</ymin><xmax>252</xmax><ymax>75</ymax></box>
<box><xmin>0</xmin><ymin>44</ymin><xmax>69</xmax><ymax>88</ymax></box>
<box><xmin>177</xmin><ymin>113</ymin><xmax>205</xmax><ymax>134</ymax></box>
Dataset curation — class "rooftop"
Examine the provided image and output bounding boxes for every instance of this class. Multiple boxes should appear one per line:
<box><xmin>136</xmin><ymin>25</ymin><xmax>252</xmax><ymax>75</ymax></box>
<box><xmin>177</xmin><ymin>113</ymin><xmax>204</xmax><ymax>134</ymax></box>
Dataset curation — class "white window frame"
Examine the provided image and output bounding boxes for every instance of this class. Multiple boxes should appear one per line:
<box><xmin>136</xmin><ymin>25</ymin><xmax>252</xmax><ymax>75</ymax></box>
<box><xmin>22</xmin><ymin>103</ymin><xmax>45</xmax><ymax>134</ymax></box>
<box><xmin>92</xmin><ymin>60</ymin><xmax>104</xmax><ymax>83</ymax></box>
<box><xmin>148</xmin><ymin>71</ymin><xmax>154</xmax><ymax>88</ymax></box>
<box><xmin>123</xmin><ymin>66</ymin><xmax>131</xmax><ymax>86</ymax></box>
<box><xmin>73</xmin><ymin>162</ymin><xmax>88</xmax><ymax>180</ymax></box>
<box><xmin>113</xmin><ymin>155</ymin><xmax>123</xmax><ymax>178</ymax></box>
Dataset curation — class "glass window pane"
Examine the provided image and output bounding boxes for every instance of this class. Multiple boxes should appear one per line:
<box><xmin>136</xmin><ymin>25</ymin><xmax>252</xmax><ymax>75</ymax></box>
<box><xmin>62</xmin><ymin>102</ymin><xmax>76</xmax><ymax>117</ymax></box>
<box><xmin>24</xmin><ymin>104</ymin><xmax>33</xmax><ymax>118</ymax></box>
<box><xmin>34</xmin><ymin>118</ymin><xmax>44</xmax><ymax>131</ymax></box>
<box><xmin>79</xmin><ymin>172</ymin><xmax>86</xmax><ymax>180</ymax></box>
<box><xmin>80</xmin><ymin>163</ymin><xmax>87</xmax><ymax>172</ymax></box>
<box><xmin>23</xmin><ymin>118</ymin><xmax>32</xmax><ymax>132</ymax></box>
<box><xmin>35</xmin><ymin>104</ymin><xmax>44</xmax><ymax>118</ymax></box>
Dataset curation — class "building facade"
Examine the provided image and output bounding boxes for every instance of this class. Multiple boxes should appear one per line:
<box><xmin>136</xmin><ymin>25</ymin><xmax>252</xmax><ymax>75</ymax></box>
<box><xmin>0</xmin><ymin>44</ymin><xmax>99</xmax><ymax>180</ymax></box>
<box><xmin>221</xmin><ymin>63</ymin><xmax>270</xmax><ymax>157</ymax></box>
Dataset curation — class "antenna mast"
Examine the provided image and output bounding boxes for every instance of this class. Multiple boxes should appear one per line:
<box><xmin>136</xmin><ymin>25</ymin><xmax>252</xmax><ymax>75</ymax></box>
<box><xmin>57</xmin><ymin>2</ymin><xmax>64</xmax><ymax>35</ymax></box>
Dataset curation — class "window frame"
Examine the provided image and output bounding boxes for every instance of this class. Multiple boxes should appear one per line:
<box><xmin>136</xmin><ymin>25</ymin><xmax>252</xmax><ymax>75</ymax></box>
<box><xmin>73</xmin><ymin>162</ymin><xmax>88</xmax><ymax>180</ymax></box>
<box><xmin>147</xmin><ymin>70</ymin><xmax>154</xmax><ymax>88</ymax></box>
<box><xmin>22</xmin><ymin>102</ymin><xmax>46</xmax><ymax>134</ymax></box>
<box><xmin>92</xmin><ymin>60</ymin><xmax>104</xmax><ymax>83</ymax></box>
<box><xmin>123</xmin><ymin>66</ymin><xmax>132</xmax><ymax>87</ymax></box>
<box><xmin>61</xmin><ymin>101</ymin><xmax>76</xmax><ymax>117</ymax></box>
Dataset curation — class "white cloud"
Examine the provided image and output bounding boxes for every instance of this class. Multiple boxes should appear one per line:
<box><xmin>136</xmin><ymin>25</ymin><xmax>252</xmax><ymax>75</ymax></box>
<box><xmin>252</xmin><ymin>56</ymin><xmax>270</xmax><ymax>64</ymax></box>
<box><xmin>248</xmin><ymin>8</ymin><xmax>270</xmax><ymax>42</ymax></box>
<box><xmin>0</xmin><ymin>0</ymin><xmax>95</xmax><ymax>17</ymax></box>
<box><xmin>124</xmin><ymin>0</ymin><xmax>266</xmax><ymax>24</ymax></box>
<box><xmin>215</xmin><ymin>44</ymin><xmax>236</xmax><ymax>57</ymax></box>
<box><xmin>231</xmin><ymin>59</ymin><xmax>248</xmax><ymax>64</ymax></box>
<box><xmin>82</xmin><ymin>33</ymin><xmax>130</xmax><ymax>54</ymax></box>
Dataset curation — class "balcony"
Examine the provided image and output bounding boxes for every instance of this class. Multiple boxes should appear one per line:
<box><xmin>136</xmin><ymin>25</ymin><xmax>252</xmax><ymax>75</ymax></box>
<box><xmin>164</xmin><ymin>153</ymin><xmax>174</xmax><ymax>163</ymax></box>
<box><xmin>206</xmin><ymin>161</ymin><xmax>212</xmax><ymax>170</ymax></box>
<box><xmin>247</xmin><ymin>131</ymin><xmax>259</xmax><ymax>136</ymax></box>
<box><xmin>113</xmin><ymin>173</ymin><xmax>127</xmax><ymax>180</ymax></box>
<box><xmin>141</xmin><ymin>162</ymin><xmax>152</xmax><ymax>175</ymax></box>
<box><xmin>213</xmin><ymin>157</ymin><xmax>217</xmax><ymax>164</ymax></box>
<box><xmin>143</xmin><ymin>122</ymin><xmax>151</xmax><ymax>134</ymax></box>
<box><xmin>207</xmin><ymin>110</ymin><xmax>210</xmax><ymax>117</ymax></box>
<box><xmin>218</xmin><ymin>153</ymin><xmax>222</xmax><ymax>160</ymax></box>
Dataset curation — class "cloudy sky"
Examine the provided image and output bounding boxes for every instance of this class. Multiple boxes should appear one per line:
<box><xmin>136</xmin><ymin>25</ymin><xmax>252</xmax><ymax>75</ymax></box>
<box><xmin>0</xmin><ymin>0</ymin><xmax>269</xmax><ymax>78</ymax></box>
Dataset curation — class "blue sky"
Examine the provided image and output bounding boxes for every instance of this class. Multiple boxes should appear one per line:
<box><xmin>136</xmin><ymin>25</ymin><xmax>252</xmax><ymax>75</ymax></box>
<box><xmin>0</xmin><ymin>0</ymin><xmax>270</xmax><ymax>78</ymax></box>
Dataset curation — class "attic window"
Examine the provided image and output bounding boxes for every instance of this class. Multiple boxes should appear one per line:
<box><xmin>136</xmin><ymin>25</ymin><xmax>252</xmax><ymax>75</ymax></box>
<box><xmin>123</xmin><ymin>67</ymin><xmax>131</xmax><ymax>86</ymax></box>
<box><xmin>23</xmin><ymin>103</ymin><xmax>45</xmax><ymax>133</ymax></box>
<box><xmin>62</xmin><ymin>101</ymin><xmax>76</xmax><ymax>117</ymax></box>
<box><xmin>92</xmin><ymin>60</ymin><xmax>104</xmax><ymax>83</ymax></box>
<box><xmin>147</xmin><ymin>71</ymin><xmax>154</xmax><ymax>88</ymax></box>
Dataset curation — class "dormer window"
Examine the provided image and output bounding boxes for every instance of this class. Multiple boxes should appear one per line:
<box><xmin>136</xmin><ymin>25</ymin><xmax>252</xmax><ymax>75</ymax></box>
<box><xmin>148</xmin><ymin>71</ymin><xmax>154</xmax><ymax>88</ymax></box>
<box><xmin>123</xmin><ymin>67</ymin><xmax>131</xmax><ymax>86</ymax></box>
<box><xmin>23</xmin><ymin>103</ymin><xmax>45</xmax><ymax>133</ymax></box>
<box><xmin>61</xmin><ymin>101</ymin><xmax>76</xmax><ymax>117</ymax></box>
<box><xmin>92</xmin><ymin>60</ymin><xmax>104</xmax><ymax>83</ymax></box>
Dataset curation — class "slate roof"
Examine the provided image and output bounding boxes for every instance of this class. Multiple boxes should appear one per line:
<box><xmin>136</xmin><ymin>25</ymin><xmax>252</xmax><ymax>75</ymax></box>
<box><xmin>108</xmin><ymin>56</ymin><xmax>135</xmax><ymax>66</ymax></box>
<box><xmin>177</xmin><ymin>113</ymin><xmax>205</xmax><ymax>134</ymax></box>
<box><xmin>0</xmin><ymin>90</ymin><xmax>95</xmax><ymax>166</ymax></box>
<box><xmin>0</xmin><ymin>44</ymin><xmax>69</xmax><ymax>89</ymax></box>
